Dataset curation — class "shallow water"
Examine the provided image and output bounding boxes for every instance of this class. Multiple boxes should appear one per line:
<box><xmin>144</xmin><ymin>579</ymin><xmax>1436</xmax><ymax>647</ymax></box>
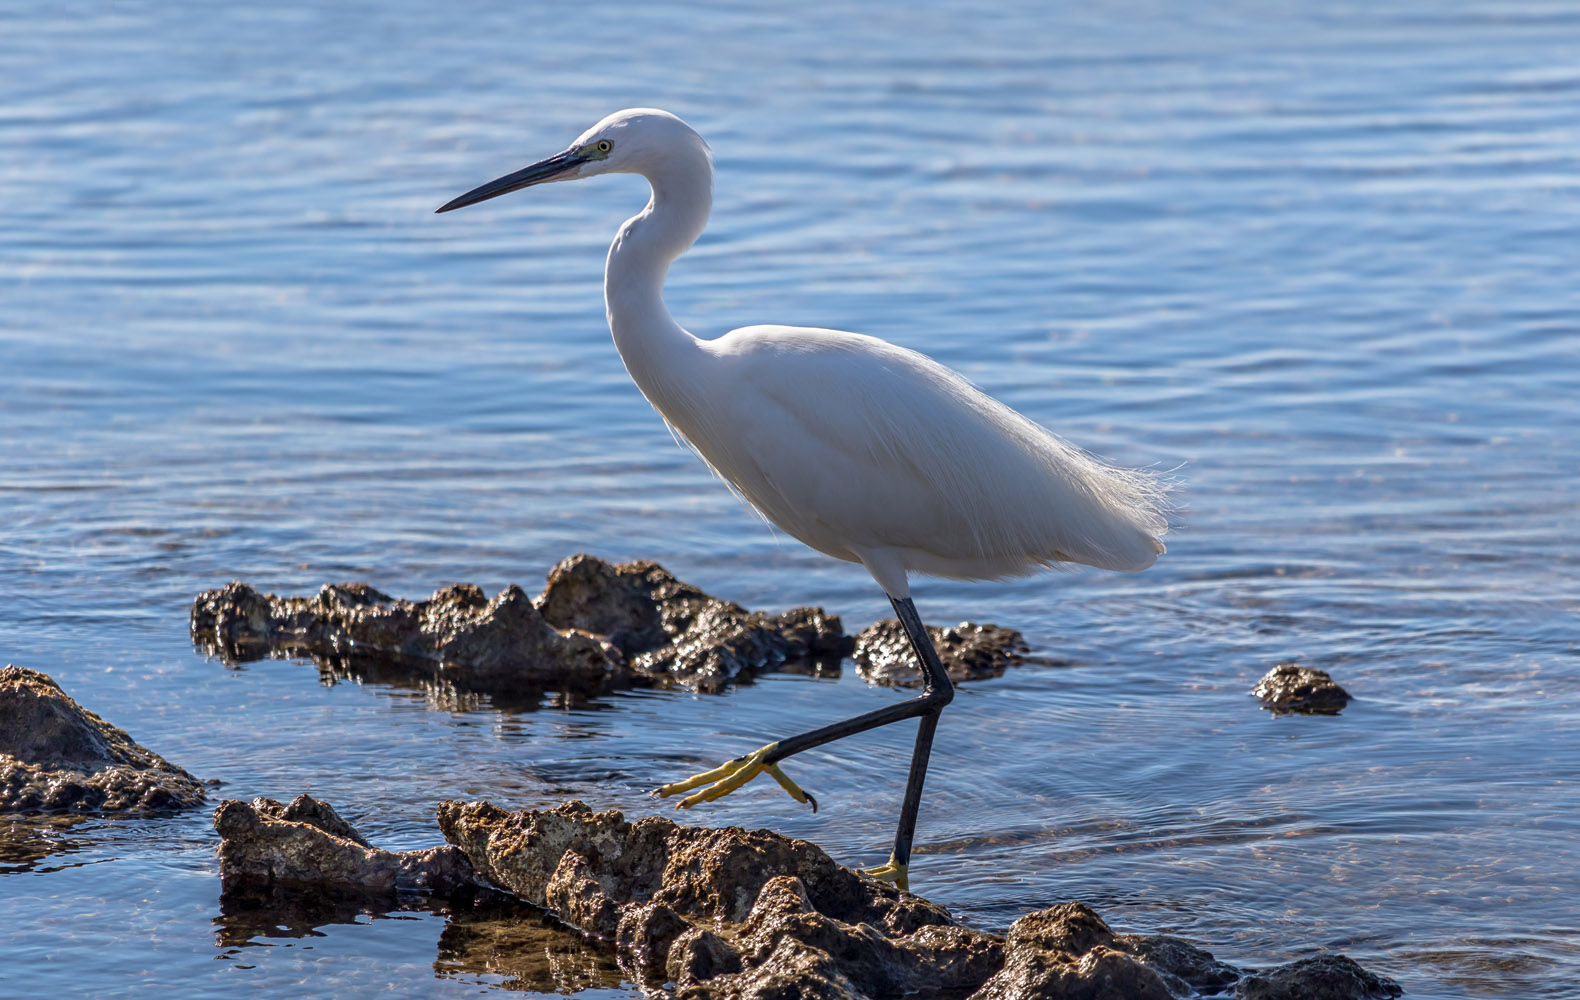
<box><xmin>3</xmin><ymin>2</ymin><xmax>1578</xmax><ymax>997</ymax></box>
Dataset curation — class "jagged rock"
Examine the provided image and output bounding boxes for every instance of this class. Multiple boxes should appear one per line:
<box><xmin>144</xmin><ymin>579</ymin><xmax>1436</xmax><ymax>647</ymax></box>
<box><xmin>972</xmin><ymin>902</ymin><xmax>1234</xmax><ymax>999</ymax></box>
<box><xmin>191</xmin><ymin>579</ymin><xmax>628</xmax><ymax>701</ymax></box>
<box><xmin>1252</xmin><ymin>664</ymin><xmax>1352</xmax><ymax>715</ymax></box>
<box><xmin>852</xmin><ymin>619</ymin><xmax>1028</xmax><ymax>687</ymax></box>
<box><xmin>538</xmin><ymin>555</ymin><xmax>847</xmax><ymax>693</ymax></box>
<box><xmin>0</xmin><ymin>665</ymin><xmax>206</xmax><ymax>814</ymax></box>
<box><xmin>436</xmin><ymin>799</ymin><xmax>1002</xmax><ymax>997</ymax></box>
<box><xmin>1236</xmin><ymin>953</ymin><xmax>1403</xmax><ymax>999</ymax></box>
<box><xmin>214</xmin><ymin>794</ymin><xmax>1400</xmax><ymax>1000</ymax></box>
<box><xmin>213</xmin><ymin>794</ymin><xmax>472</xmax><ymax>897</ymax></box>
<box><xmin>191</xmin><ymin>554</ymin><xmax>845</xmax><ymax>698</ymax></box>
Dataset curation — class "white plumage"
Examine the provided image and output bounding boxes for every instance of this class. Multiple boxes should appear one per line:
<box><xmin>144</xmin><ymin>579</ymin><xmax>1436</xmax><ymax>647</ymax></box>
<box><xmin>437</xmin><ymin>107</ymin><xmax>1170</xmax><ymax>889</ymax></box>
<box><xmin>440</xmin><ymin>106</ymin><xmax>1167</xmax><ymax>597</ymax></box>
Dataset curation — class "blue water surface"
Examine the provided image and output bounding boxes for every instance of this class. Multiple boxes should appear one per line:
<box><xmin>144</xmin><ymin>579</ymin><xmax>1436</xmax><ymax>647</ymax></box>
<box><xmin>2</xmin><ymin>2</ymin><xmax>1577</xmax><ymax>997</ymax></box>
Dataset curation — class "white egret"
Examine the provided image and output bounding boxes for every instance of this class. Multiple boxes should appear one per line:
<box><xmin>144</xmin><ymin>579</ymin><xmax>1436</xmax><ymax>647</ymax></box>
<box><xmin>437</xmin><ymin>109</ymin><xmax>1168</xmax><ymax>891</ymax></box>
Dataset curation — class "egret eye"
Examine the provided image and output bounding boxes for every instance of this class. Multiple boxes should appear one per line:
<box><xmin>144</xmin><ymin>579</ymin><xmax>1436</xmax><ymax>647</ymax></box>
<box><xmin>595</xmin><ymin>140</ymin><xmax>612</xmax><ymax>154</ymax></box>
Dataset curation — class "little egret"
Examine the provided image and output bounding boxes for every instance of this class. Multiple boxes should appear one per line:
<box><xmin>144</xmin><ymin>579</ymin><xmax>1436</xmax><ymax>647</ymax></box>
<box><xmin>437</xmin><ymin>109</ymin><xmax>1167</xmax><ymax>890</ymax></box>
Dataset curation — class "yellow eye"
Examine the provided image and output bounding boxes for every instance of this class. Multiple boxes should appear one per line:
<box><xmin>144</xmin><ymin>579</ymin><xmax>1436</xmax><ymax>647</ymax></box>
<box><xmin>595</xmin><ymin>140</ymin><xmax>612</xmax><ymax>154</ymax></box>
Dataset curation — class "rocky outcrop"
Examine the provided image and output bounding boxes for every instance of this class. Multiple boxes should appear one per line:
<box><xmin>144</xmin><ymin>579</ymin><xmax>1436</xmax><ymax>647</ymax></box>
<box><xmin>213</xmin><ymin>794</ymin><xmax>473</xmax><ymax>898</ymax></box>
<box><xmin>0</xmin><ymin>665</ymin><xmax>206</xmax><ymax>814</ymax></box>
<box><xmin>852</xmin><ymin>619</ymin><xmax>1028</xmax><ymax>687</ymax></box>
<box><xmin>1252</xmin><ymin>664</ymin><xmax>1352</xmax><ymax>715</ymax></box>
<box><xmin>536</xmin><ymin>555</ymin><xmax>846</xmax><ymax>693</ymax></box>
<box><xmin>436</xmin><ymin>799</ymin><xmax>1001</xmax><ymax>997</ymax></box>
<box><xmin>191</xmin><ymin>555</ymin><xmax>845</xmax><ymax>699</ymax></box>
<box><xmin>436</xmin><ymin>800</ymin><xmax>1403</xmax><ymax>1000</ymax></box>
<box><xmin>213</xmin><ymin>794</ymin><xmax>1403</xmax><ymax>999</ymax></box>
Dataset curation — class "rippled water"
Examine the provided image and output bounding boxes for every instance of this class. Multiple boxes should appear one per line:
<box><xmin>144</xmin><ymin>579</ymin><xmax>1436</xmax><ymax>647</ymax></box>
<box><xmin>3</xmin><ymin>2</ymin><xmax>1578</xmax><ymax>997</ymax></box>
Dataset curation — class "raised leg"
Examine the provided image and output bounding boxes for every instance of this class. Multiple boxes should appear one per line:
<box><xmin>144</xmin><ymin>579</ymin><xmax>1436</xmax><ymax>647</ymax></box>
<box><xmin>653</xmin><ymin>595</ymin><xmax>954</xmax><ymax>892</ymax></box>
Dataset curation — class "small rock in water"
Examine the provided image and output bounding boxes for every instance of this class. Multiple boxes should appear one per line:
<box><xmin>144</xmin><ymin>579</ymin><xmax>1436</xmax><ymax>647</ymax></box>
<box><xmin>1252</xmin><ymin>663</ymin><xmax>1352</xmax><ymax>715</ymax></box>
<box><xmin>190</xmin><ymin>554</ymin><xmax>845</xmax><ymax>699</ymax></box>
<box><xmin>0</xmin><ymin>665</ymin><xmax>206</xmax><ymax>814</ymax></box>
<box><xmin>852</xmin><ymin>619</ymin><xmax>1028</xmax><ymax>687</ymax></box>
<box><xmin>1237</xmin><ymin>953</ymin><xmax>1404</xmax><ymax>999</ymax></box>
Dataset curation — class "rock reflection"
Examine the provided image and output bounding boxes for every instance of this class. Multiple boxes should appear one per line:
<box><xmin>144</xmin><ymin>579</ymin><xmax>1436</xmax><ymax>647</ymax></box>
<box><xmin>214</xmin><ymin>888</ymin><xmax>626</xmax><ymax>994</ymax></box>
<box><xmin>435</xmin><ymin>897</ymin><xmax>626</xmax><ymax>994</ymax></box>
<box><xmin>0</xmin><ymin>814</ymin><xmax>96</xmax><ymax>873</ymax></box>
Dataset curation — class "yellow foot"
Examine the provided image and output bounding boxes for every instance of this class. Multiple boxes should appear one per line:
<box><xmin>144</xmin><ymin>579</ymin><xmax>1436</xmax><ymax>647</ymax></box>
<box><xmin>860</xmin><ymin>853</ymin><xmax>910</xmax><ymax>893</ymax></box>
<box><xmin>653</xmin><ymin>742</ymin><xmax>818</xmax><ymax>812</ymax></box>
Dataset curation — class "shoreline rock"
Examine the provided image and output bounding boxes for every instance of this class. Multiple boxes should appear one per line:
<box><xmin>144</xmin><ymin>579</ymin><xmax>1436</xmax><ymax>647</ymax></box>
<box><xmin>214</xmin><ymin>794</ymin><xmax>1403</xmax><ymax>999</ymax></box>
<box><xmin>0</xmin><ymin>665</ymin><xmax>206</xmax><ymax>814</ymax></box>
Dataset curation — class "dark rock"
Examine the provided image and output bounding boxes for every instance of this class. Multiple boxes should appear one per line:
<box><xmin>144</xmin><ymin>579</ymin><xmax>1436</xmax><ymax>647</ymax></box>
<box><xmin>1237</xmin><ymin>953</ymin><xmax>1403</xmax><ymax>1000</ymax></box>
<box><xmin>0</xmin><ymin>665</ymin><xmax>206</xmax><ymax>814</ymax></box>
<box><xmin>1123</xmin><ymin>933</ymin><xmax>1243</xmax><ymax>995</ymax></box>
<box><xmin>214</xmin><ymin>793</ymin><xmax>1400</xmax><ymax>1000</ymax></box>
<box><xmin>436</xmin><ymin>798</ymin><xmax>1001</xmax><ymax>997</ymax></box>
<box><xmin>191</xmin><ymin>579</ymin><xmax>627</xmax><ymax>702</ymax></box>
<box><xmin>192</xmin><ymin>554</ymin><xmax>846</xmax><ymax>698</ymax></box>
<box><xmin>972</xmin><ymin>903</ymin><xmax>1176</xmax><ymax>1000</ymax></box>
<box><xmin>213</xmin><ymin>794</ymin><xmax>473</xmax><ymax>898</ymax></box>
<box><xmin>540</xmin><ymin>555</ymin><xmax>847</xmax><ymax>693</ymax></box>
<box><xmin>852</xmin><ymin>619</ymin><xmax>1028</xmax><ymax>688</ymax></box>
<box><xmin>1252</xmin><ymin>664</ymin><xmax>1352</xmax><ymax>715</ymax></box>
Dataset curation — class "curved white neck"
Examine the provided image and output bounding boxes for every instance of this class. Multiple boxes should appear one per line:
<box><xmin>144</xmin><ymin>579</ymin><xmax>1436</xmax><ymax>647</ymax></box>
<box><xmin>603</xmin><ymin>147</ymin><xmax>713</xmax><ymax>402</ymax></box>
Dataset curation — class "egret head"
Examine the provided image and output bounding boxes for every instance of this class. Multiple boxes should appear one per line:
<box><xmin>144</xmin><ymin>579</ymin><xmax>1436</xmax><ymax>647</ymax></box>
<box><xmin>436</xmin><ymin>108</ymin><xmax>708</xmax><ymax>213</ymax></box>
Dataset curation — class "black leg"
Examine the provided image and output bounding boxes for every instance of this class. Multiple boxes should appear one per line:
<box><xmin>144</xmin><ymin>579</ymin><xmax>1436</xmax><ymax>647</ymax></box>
<box><xmin>874</xmin><ymin>596</ymin><xmax>953</xmax><ymax>885</ymax></box>
<box><xmin>654</xmin><ymin>595</ymin><xmax>954</xmax><ymax>891</ymax></box>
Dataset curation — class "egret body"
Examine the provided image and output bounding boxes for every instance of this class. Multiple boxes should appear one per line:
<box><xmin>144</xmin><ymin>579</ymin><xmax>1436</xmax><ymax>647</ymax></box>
<box><xmin>438</xmin><ymin>109</ymin><xmax>1167</xmax><ymax>890</ymax></box>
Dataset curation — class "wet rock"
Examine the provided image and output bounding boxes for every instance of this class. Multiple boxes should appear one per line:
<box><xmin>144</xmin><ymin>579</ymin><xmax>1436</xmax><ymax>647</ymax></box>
<box><xmin>539</xmin><ymin>555</ymin><xmax>847</xmax><ymax>693</ymax></box>
<box><xmin>216</xmin><ymin>793</ymin><xmax>1399</xmax><ymax>1000</ymax></box>
<box><xmin>973</xmin><ymin>902</ymin><xmax>1218</xmax><ymax>1000</ymax></box>
<box><xmin>1237</xmin><ymin>953</ymin><xmax>1403</xmax><ymax>999</ymax></box>
<box><xmin>436</xmin><ymin>798</ymin><xmax>1003</xmax><ymax>997</ymax></box>
<box><xmin>213</xmin><ymin>794</ymin><xmax>473</xmax><ymax>898</ymax></box>
<box><xmin>852</xmin><ymin>619</ymin><xmax>1028</xmax><ymax>687</ymax></box>
<box><xmin>1252</xmin><ymin>664</ymin><xmax>1352</xmax><ymax>715</ymax></box>
<box><xmin>0</xmin><ymin>665</ymin><xmax>206</xmax><ymax>814</ymax></box>
<box><xmin>192</xmin><ymin>554</ymin><xmax>846</xmax><ymax>698</ymax></box>
<box><xmin>1124</xmin><ymin>933</ymin><xmax>1243</xmax><ymax>995</ymax></box>
<box><xmin>191</xmin><ymin>579</ymin><xmax>628</xmax><ymax>701</ymax></box>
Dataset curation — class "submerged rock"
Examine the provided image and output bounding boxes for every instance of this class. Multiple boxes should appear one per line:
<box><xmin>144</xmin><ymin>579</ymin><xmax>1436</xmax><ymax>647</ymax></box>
<box><xmin>214</xmin><ymin>793</ymin><xmax>1401</xmax><ymax>1000</ymax></box>
<box><xmin>852</xmin><ymin>619</ymin><xmax>1028</xmax><ymax>688</ymax></box>
<box><xmin>191</xmin><ymin>554</ymin><xmax>845</xmax><ymax>699</ymax></box>
<box><xmin>1252</xmin><ymin>664</ymin><xmax>1352</xmax><ymax>715</ymax></box>
<box><xmin>213</xmin><ymin>794</ymin><xmax>472</xmax><ymax>898</ymax></box>
<box><xmin>0</xmin><ymin>665</ymin><xmax>206</xmax><ymax>814</ymax></box>
<box><xmin>1237</xmin><ymin>953</ymin><xmax>1404</xmax><ymax>999</ymax></box>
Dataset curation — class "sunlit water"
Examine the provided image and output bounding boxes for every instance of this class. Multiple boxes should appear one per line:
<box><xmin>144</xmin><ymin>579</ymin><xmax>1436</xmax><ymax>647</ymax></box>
<box><xmin>3</xmin><ymin>2</ymin><xmax>1578</xmax><ymax>998</ymax></box>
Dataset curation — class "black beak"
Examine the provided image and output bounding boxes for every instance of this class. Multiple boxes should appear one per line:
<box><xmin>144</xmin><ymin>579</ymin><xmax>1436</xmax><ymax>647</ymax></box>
<box><xmin>435</xmin><ymin>149</ymin><xmax>585</xmax><ymax>213</ymax></box>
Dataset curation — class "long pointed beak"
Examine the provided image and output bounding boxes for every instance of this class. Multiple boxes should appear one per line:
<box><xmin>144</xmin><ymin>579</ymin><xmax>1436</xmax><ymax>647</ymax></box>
<box><xmin>435</xmin><ymin>149</ymin><xmax>585</xmax><ymax>213</ymax></box>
